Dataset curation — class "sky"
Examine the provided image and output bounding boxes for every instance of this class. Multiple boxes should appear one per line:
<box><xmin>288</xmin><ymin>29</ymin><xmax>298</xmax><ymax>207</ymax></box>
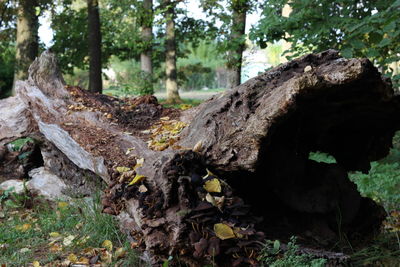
<box><xmin>38</xmin><ymin>0</ymin><xmax>261</xmax><ymax>48</ymax></box>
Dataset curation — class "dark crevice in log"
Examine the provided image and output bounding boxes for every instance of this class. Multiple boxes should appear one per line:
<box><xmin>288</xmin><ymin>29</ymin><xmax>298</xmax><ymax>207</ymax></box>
<box><xmin>221</xmin><ymin>70</ymin><xmax>399</xmax><ymax>249</ymax></box>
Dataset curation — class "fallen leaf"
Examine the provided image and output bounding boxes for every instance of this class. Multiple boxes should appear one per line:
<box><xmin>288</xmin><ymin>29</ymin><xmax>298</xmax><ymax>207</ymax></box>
<box><xmin>58</xmin><ymin>202</ymin><xmax>69</xmax><ymax>209</ymax></box>
<box><xmin>205</xmin><ymin>193</ymin><xmax>216</xmax><ymax>206</ymax></box>
<box><xmin>128</xmin><ymin>174</ymin><xmax>146</xmax><ymax>186</ymax></box>
<box><xmin>49</xmin><ymin>232</ymin><xmax>60</xmax><ymax>238</ymax></box>
<box><xmin>130</xmin><ymin>242</ymin><xmax>139</xmax><ymax>249</ymax></box>
<box><xmin>76</xmin><ymin>257</ymin><xmax>90</xmax><ymax>265</ymax></box>
<box><xmin>125</xmin><ymin>147</ymin><xmax>135</xmax><ymax>155</ymax></box>
<box><xmin>115</xmin><ymin>247</ymin><xmax>126</xmax><ymax>259</ymax></box>
<box><xmin>119</xmin><ymin>170</ymin><xmax>136</xmax><ymax>183</ymax></box>
<box><xmin>133</xmin><ymin>158</ymin><xmax>145</xmax><ymax>169</ymax></box>
<box><xmin>138</xmin><ymin>185</ymin><xmax>148</xmax><ymax>193</ymax></box>
<box><xmin>204</xmin><ymin>178</ymin><xmax>221</xmax><ymax>193</ymax></box>
<box><xmin>49</xmin><ymin>244</ymin><xmax>62</xmax><ymax>252</ymax></box>
<box><xmin>19</xmin><ymin>248</ymin><xmax>30</xmax><ymax>253</ymax></box>
<box><xmin>67</xmin><ymin>253</ymin><xmax>78</xmax><ymax>263</ymax></box>
<box><xmin>100</xmin><ymin>249</ymin><xmax>112</xmax><ymax>263</ymax></box>
<box><xmin>32</xmin><ymin>261</ymin><xmax>40</xmax><ymax>267</ymax></box>
<box><xmin>193</xmin><ymin>140</ymin><xmax>203</xmax><ymax>152</ymax></box>
<box><xmin>214</xmin><ymin>223</ymin><xmax>236</xmax><ymax>240</ymax></box>
<box><xmin>102</xmin><ymin>240</ymin><xmax>113</xmax><ymax>251</ymax></box>
<box><xmin>116</xmin><ymin>166</ymin><xmax>131</xmax><ymax>173</ymax></box>
<box><xmin>16</xmin><ymin>223</ymin><xmax>31</xmax><ymax>232</ymax></box>
<box><xmin>63</xmin><ymin>235</ymin><xmax>75</xmax><ymax>246</ymax></box>
<box><xmin>233</xmin><ymin>227</ymin><xmax>244</xmax><ymax>238</ymax></box>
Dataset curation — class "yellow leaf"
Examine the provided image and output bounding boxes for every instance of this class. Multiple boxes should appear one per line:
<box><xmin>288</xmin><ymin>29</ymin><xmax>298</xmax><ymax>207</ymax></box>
<box><xmin>67</xmin><ymin>253</ymin><xmax>78</xmax><ymax>263</ymax></box>
<box><xmin>102</xmin><ymin>240</ymin><xmax>113</xmax><ymax>251</ymax></box>
<box><xmin>116</xmin><ymin>166</ymin><xmax>131</xmax><ymax>173</ymax></box>
<box><xmin>128</xmin><ymin>174</ymin><xmax>146</xmax><ymax>186</ymax></box>
<box><xmin>214</xmin><ymin>223</ymin><xmax>236</xmax><ymax>240</ymax></box>
<box><xmin>203</xmin><ymin>178</ymin><xmax>221</xmax><ymax>193</ymax></box>
<box><xmin>179</xmin><ymin>104</ymin><xmax>192</xmax><ymax>110</ymax></box>
<box><xmin>49</xmin><ymin>232</ymin><xmax>60</xmax><ymax>238</ymax></box>
<box><xmin>58</xmin><ymin>202</ymin><xmax>69</xmax><ymax>209</ymax></box>
<box><xmin>115</xmin><ymin>247</ymin><xmax>126</xmax><ymax>259</ymax></box>
<box><xmin>76</xmin><ymin>257</ymin><xmax>90</xmax><ymax>265</ymax></box>
<box><xmin>233</xmin><ymin>227</ymin><xmax>244</xmax><ymax>238</ymax></box>
<box><xmin>32</xmin><ymin>261</ymin><xmax>41</xmax><ymax>267</ymax></box>
<box><xmin>16</xmin><ymin>223</ymin><xmax>31</xmax><ymax>232</ymax></box>
<box><xmin>100</xmin><ymin>249</ymin><xmax>113</xmax><ymax>263</ymax></box>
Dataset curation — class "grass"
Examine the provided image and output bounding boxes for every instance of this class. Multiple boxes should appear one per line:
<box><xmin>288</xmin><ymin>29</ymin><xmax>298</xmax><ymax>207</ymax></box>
<box><xmin>157</xmin><ymin>98</ymin><xmax>203</xmax><ymax>109</ymax></box>
<box><xmin>0</xmin><ymin>191</ymin><xmax>141</xmax><ymax>266</ymax></box>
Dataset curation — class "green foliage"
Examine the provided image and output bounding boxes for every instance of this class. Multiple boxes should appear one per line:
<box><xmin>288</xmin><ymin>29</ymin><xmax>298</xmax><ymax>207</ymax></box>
<box><xmin>250</xmin><ymin>0</ymin><xmax>400</xmax><ymax>86</ymax></box>
<box><xmin>349</xmin><ymin>132</ymin><xmax>400</xmax><ymax>210</ymax></box>
<box><xmin>350</xmin><ymin>233</ymin><xmax>400</xmax><ymax>266</ymax></box>
<box><xmin>0</xmin><ymin>192</ymin><xmax>140</xmax><ymax>265</ymax></box>
<box><xmin>259</xmin><ymin>236</ymin><xmax>327</xmax><ymax>267</ymax></box>
<box><xmin>308</xmin><ymin>151</ymin><xmax>337</xmax><ymax>164</ymax></box>
<box><xmin>177</xmin><ymin>41</ymin><xmax>225</xmax><ymax>90</ymax></box>
<box><xmin>8</xmin><ymin>137</ymin><xmax>35</xmax><ymax>152</ymax></box>
<box><xmin>51</xmin><ymin>0</ymin><xmax>142</xmax><ymax>74</ymax></box>
<box><xmin>0</xmin><ymin>43</ymin><xmax>15</xmax><ymax>98</ymax></box>
<box><xmin>108</xmin><ymin>57</ymin><xmax>154</xmax><ymax>96</ymax></box>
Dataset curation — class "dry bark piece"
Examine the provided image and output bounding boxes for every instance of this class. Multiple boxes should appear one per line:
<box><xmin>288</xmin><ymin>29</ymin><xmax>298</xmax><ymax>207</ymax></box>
<box><xmin>1</xmin><ymin>50</ymin><xmax>400</xmax><ymax>266</ymax></box>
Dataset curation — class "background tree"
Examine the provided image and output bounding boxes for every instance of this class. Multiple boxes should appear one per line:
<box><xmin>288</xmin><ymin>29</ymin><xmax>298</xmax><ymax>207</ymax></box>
<box><xmin>13</xmin><ymin>0</ymin><xmax>39</xmax><ymax>94</ymax></box>
<box><xmin>0</xmin><ymin>0</ymin><xmax>17</xmax><ymax>98</ymax></box>
<box><xmin>226</xmin><ymin>0</ymin><xmax>249</xmax><ymax>89</ymax></box>
<box><xmin>87</xmin><ymin>0</ymin><xmax>102</xmax><ymax>93</ymax></box>
<box><xmin>250</xmin><ymin>0</ymin><xmax>400</xmax><ymax>86</ymax></box>
<box><xmin>163</xmin><ymin>0</ymin><xmax>181</xmax><ymax>103</ymax></box>
<box><xmin>140</xmin><ymin>0</ymin><xmax>154</xmax><ymax>93</ymax></box>
<box><xmin>200</xmin><ymin>0</ymin><xmax>253</xmax><ymax>89</ymax></box>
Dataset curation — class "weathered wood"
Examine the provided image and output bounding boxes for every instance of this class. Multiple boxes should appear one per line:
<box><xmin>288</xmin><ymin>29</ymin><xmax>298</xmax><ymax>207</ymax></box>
<box><xmin>1</xmin><ymin>50</ymin><xmax>400</xmax><ymax>266</ymax></box>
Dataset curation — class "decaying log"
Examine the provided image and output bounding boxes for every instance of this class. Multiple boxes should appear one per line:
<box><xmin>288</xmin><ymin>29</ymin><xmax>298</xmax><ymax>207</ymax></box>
<box><xmin>1</xmin><ymin>50</ymin><xmax>400</xmax><ymax>266</ymax></box>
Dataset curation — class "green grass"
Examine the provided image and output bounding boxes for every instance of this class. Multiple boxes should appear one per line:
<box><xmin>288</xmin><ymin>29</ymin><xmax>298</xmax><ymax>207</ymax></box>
<box><xmin>158</xmin><ymin>98</ymin><xmax>203</xmax><ymax>109</ymax></box>
<box><xmin>0</xmin><ymin>192</ymin><xmax>140</xmax><ymax>266</ymax></box>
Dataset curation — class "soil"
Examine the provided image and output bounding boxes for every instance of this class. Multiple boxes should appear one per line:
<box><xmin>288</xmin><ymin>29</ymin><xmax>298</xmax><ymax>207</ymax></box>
<box><xmin>63</xmin><ymin>86</ymin><xmax>182</xmax><ymax>179</ymax></box>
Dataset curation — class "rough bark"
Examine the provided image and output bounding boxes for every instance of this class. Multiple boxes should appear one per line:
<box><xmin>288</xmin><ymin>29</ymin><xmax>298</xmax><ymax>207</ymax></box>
<box><xmin>226</xmin><ymin>0</ymin><xmax>247</xmax><ymax>89</ymax></box>
<box><xmin>140</xmin><ymin>0</ymin><xmax>153</xmax><ymax>76</ymax></box>
<box><xmin>2</xmin><ymin>50</ymin><xmax>400</xmax><ymax>266</ymax></box>
<box><xmin>13</xmin><ymin>0</ymin><xmax>39</xmax><ymax>95</ymax></box>
<box><xmin>87</xmin><ymin>0</ymin><xmax>103</xmax><ymax>94</ymax></box>
<box><xmin>165</xmin><ymin>1</ymin><xmax>181</xmax><ymax>104</ymax></box>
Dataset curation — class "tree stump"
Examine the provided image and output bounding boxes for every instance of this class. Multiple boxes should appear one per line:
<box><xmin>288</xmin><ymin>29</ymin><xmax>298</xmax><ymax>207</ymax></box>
<box><xmin>1</xmin><ymin>50</ymin><xmax>399</xmax><ymax>266</ymax></box>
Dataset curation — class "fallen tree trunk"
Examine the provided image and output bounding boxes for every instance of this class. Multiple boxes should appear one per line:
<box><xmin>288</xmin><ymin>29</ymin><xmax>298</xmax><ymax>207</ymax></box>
<box><xmin>1</xmin><ymin>50</ymin><xmax>400</xmax><ymax>266</ymax></box>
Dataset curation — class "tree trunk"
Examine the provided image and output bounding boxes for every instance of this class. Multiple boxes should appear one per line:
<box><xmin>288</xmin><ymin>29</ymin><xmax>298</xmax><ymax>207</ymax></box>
<box><xmin>226</xmin><ymin>0</ymin><xmax>247</xmax><ymax>89</ymax></box>
<box><xmin>12</xmin><ymin>0</ymin><xmax>38</xmax><ymax>95</ymax></box>
<box><xmin>165</xmin><ymin>1</ymin><xmax>181</xmax><ymax>104</ymax></box>
<box><xmin>3</xmin><ymin>50</ymin><xmax>400</xmax><ymax>266</ymax></box>
<box><xmin>87</xmin><ymin>0</ymin><xmax>102</xmax><ymax>94</ymax></box>
<box><xmin>140</xmin><ymin>0</ymin><xmax>153</xmax><ymax>76</ymax></box>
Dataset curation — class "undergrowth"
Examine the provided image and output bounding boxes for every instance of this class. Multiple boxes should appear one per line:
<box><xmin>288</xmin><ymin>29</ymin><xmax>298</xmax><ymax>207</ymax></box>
<box><xmin>0</xmin><ymin>191</ymin><xmax>141</xmax><ymax>266</ymax></box>
<box><xmin>259</xmin><ymin>237</ymin><xmax>326</xmax><ymax>267</ymax></box>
